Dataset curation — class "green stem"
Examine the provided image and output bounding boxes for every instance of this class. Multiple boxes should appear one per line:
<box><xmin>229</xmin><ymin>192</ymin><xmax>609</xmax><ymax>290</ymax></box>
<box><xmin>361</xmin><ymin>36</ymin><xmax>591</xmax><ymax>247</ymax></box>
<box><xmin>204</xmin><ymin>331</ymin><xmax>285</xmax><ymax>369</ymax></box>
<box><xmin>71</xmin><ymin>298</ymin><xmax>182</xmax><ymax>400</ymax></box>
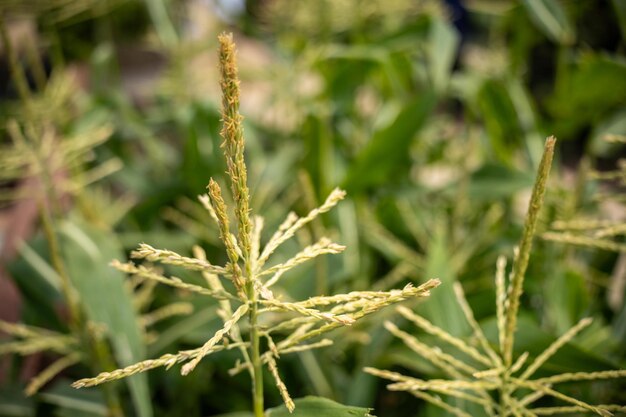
<box><xmin>499</xmin><ymin>373</ymin><xmax>511</xmax><ymax>417</ymax></box>
<box><xmin>250</xmin><ymin>299</ymin><xmax>264</xmax><ymax>417</ymax></box>
<box><xmin>246</xmin><ymin>264</ymin><xmax>264</xmax><ymax>417</ymax></box>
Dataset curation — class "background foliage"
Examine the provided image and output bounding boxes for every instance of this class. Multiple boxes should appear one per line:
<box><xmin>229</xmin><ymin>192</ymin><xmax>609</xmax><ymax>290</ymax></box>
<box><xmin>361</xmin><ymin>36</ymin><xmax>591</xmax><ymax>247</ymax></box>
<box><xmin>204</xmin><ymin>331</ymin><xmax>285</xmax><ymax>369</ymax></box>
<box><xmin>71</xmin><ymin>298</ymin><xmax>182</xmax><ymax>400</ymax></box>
<box><xmin>0</xmin><ymin>0</ymin><xmax>624</xmax><ymax>416</ymax></box>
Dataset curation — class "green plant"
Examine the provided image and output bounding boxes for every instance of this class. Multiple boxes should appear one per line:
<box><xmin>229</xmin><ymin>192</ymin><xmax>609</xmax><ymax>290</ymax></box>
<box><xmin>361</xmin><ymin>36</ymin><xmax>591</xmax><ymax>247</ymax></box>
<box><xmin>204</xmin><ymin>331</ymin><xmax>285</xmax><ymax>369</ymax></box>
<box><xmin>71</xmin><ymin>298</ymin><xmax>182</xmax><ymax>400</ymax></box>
<box><xmin>365</xmin><ymin>138</ymin><xmax>626</xmax><ymax>416</ymax></box>
<box><xmin>0</xmin><ymin>15</ymin><xmax>155</xmax><ymax>417</ymax></box>
<box><xmin>71</xmin><ymin>33</ymin><xmax>440</xmax><ymax>416</ymax></box>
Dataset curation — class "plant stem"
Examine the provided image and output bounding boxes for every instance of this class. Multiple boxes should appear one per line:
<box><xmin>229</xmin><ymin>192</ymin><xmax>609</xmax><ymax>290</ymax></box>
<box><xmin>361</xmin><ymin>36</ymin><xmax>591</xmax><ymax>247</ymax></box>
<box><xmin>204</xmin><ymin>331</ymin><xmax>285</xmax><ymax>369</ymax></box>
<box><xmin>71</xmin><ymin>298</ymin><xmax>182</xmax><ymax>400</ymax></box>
<box><xmin>246</xmin><ymin>265</ymin><xmax>264</xmax><ymax>417</ymax></box>
<box><xmin>250</xmin><ymin>302</ymin><xmax>264</xmax><ymax>416</ymax></box>
<box><xmin>499</xmin><ymin>371</ymin><xmax>511</xmax><ymax>417</ymax></box>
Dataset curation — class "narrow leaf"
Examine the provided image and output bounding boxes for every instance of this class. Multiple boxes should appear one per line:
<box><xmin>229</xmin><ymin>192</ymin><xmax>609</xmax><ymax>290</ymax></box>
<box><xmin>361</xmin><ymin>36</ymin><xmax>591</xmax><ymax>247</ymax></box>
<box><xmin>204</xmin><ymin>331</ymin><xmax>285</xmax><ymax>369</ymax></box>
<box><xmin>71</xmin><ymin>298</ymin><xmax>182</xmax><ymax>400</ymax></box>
<box><xmin>265</xmin><ymin>396</ymin><xmax>375</xmax><ymax>417</ymax></box>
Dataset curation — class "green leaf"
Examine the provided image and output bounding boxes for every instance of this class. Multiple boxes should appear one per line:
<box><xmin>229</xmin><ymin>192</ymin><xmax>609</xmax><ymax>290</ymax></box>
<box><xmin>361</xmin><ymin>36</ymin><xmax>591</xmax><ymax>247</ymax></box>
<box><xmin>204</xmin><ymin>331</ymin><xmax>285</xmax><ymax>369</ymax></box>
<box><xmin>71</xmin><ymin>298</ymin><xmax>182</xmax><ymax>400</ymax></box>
<box><xmin>8</xmin><ymin>237</ymin><xmax>64</xmax><ymax>330</ymax></box>
<box><xmin>147</xmin><ymin>305</ymin><xmax>217</xmax><ymax>356</ymax></box>
<box><xmin>0</xmin><ymin>386</ymin><xmax>34</xmax><ymax>417</ymax></box>
<box><xmin>522</xmin><ymin>0</ymin><xmax>575</xmax><ymax>44</ymax></box>
<box><xmin>427</xmin><ymin>19</ymin><xmax>460</xmax><ymax>93</ymax></box>
<box><xmin>39</xmin><ymin>380</ymin><xmax>107</xmax><ymax>416</ymax></box>
<box><xmin>59</xmin><ymin>221</ymin><xmax>152</xmax><ymax>417</ymax></box>
<box><xmin>505</xmin><ymin>79</ymin><xmax>544</xmax><ymax>168</ymax></box>
<box><xmin>476</xmin><ymin>80</ymin><xmax>522</xmax><ymax>164</ymax></box>
<box><xmin>343</xmin><ymin>92</ymin><xmax>436</xmax><ymax>193</ymax></box>
<box><xmin>549</xmin><ymin>54</ymin><xmax>626</xmax><ymax>137</ymax></box>
<box><xmin>301</xmin><ymin>114</ymin><xmax>335</xmax><ymax>197</ymax></box>
<box><xmin>346</xmin><ymin>322</ymin><xmax>396</xmax><ymax>406</ymax></box>
<box><xmin>212</xmin><ymin>413</ymin><xmax>254</xmax><ymax>417</ymax></box>
<box><xmin>483</xmin><ymin>315</ymin><xmax>620</xmax><ymax>374</ymax></box>
<box><xmin>589</xmin><ymin>108</ymin><xmax>626</xmax><ymax>157</ymax></box>
<box><xmin>468</xmin><ymin>163</ymin><xmax>534</xmax><ymax>200</ymax></box>
<box><xmin>55</xmin><ymin>409</ymin><xmax>107</xmax><ymax>417</ymax></box>
<box><xmin>418</xmin><ymin>224</ymin><xmax>469</xmax><ymax>337</ymax></box>
<box><xmin>17</xmin><ymin>241</ymin><xmax>62</xmax><ymax>292</ymax></box>
<box><xmin>613</xmin><ymin>0</ymin><xmax>626</xmax><ymax>39</ymax></box>
<box><xmin>544</xmin><ymin>269</ymin><xmax>590</xmax><ymax>335</ymax></box>
<box><xmin>265</xmin><ymin>396</ymin><xmax>374</xmax><ymax>417</ymax></box>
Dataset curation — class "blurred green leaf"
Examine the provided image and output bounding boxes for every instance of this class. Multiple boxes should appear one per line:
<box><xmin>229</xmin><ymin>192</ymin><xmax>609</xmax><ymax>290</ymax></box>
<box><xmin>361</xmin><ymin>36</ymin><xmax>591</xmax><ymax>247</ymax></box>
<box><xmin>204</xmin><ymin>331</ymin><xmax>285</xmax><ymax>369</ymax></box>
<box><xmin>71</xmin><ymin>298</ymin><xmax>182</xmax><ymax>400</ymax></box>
<box><xmin>614</xmin><ymin>301</ymin><xmax>626</xmax><ymax>346</ymax></box>
<box><xmin>59</xmin><ymin>221</ymin><xmax>152</xmax><ymax>417</ymax></box>
<box><xmin>427</xmin><ymin>19</ymin><xmax>459</xmax><ymax>93</ymax></box>
<box><xmin>0</xmin><ymin>386</ymin><xmax>34</xmax><ymax>417</ymax></box>
<box><xmin>505</xmin><ymin>80</ymin><xmax>544</xmax><ymax>167</ymax></box>
<box><xmin>301</xmin><ymin>114</ymin><xmax>335</xmax><ymax>196</ymax></box>
<box><xmin>212</xmin><ymin>413</ymin><xmax>254</xmax><ymax>417</ymax></box>
<box><xmin>468</xmin><ymin>163</ymin><xmax>534</xmax><ymax>200</ymax></box>
<box><xmin>483</xmin><ymin>315</ymin><xmax>620</xmax><ymax>374</ymax></box>
<box><xmin>550</xmin><ymin>54</ymin><xmax>626</xmax><ymax>137</ymax></box>
<box><xmin>419</xmin><ymin>224</ymin><xmax>469</xmax><ymax>337</ymax></box>
<box><xmin>39</xmin><ymin>380</ymin><xmax>107</xmax><ymax>416</ymax></box>
<box><xmin>521</xmin><ymin>0</ymin><xmax>575</xmax><ymax>44</ymax></box>
<box><xmin>544</xmin><ymin>269</ymin><xmax>590</xmax><ymax>334</ymax></box>
<box><xmin>18</xmin><ymin>241</ymin><xmax>62</xmax><ymax>292</ymax></box>
<box><xmin>265</xmin><ymin>396</ymin><xmax>374</xmax><ymax>417</ymax></box>
<box><xmin>8</xmin><ymin>238</ymin><xmax>64</xmax><ymax>330</ymax></box>
<box><xmin>477</xmin><ymin>80</ymin><xmax>522</xmax><ymax>164</ymax></box>
<box><xmin>343</xmin><ymin>92</ymin><xmax>436</xmax><ymax>193</ymax></box>
<box><xmin>118</xmin><ymin>230</ymin><xmax>196</xmax><ymax>253</ymax></box>
<box><xmin>346</xmin><ymin>321</ymin><xmax>396</xmax><ymax>406</ymax></box>
<box><xmin>148</xmin><ymin>306</ymin><xmax>217</xmax><ymax>355</ymax></box>
<box><xmin>589</xmin><ymin>108</ymin><xmax>626</xmax><ymax>156</ymax></box>
<box><xmin>612</xmin><ymin>0</ymin><xmax>626</xmax><ymax>39</ymax></box>
<box><xmin>55</xmin><ymin>409</ymin><xmax>107</xmax><ymax>417</ymax></box>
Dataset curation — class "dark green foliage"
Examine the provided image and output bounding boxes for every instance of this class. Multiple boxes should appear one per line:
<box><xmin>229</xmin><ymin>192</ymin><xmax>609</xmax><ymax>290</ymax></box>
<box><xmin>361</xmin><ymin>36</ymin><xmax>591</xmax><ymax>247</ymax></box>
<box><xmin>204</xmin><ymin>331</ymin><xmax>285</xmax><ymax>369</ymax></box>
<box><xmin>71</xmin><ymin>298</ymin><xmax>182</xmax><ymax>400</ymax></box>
<box><xmin>1</xmin><ymin>0</ymin><xmax>625</xmax><ymax>416</ymax></box>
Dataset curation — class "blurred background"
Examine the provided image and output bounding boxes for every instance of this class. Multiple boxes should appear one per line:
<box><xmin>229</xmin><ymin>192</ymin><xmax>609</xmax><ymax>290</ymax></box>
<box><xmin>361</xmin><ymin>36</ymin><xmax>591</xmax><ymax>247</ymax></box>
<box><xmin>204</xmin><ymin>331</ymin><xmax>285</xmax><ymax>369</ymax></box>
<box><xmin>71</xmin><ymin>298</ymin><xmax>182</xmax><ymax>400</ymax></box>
<box><xmin>0</xmin><ymin>0</ymin><xmax>625</xmax><ymax>416</ymax></box>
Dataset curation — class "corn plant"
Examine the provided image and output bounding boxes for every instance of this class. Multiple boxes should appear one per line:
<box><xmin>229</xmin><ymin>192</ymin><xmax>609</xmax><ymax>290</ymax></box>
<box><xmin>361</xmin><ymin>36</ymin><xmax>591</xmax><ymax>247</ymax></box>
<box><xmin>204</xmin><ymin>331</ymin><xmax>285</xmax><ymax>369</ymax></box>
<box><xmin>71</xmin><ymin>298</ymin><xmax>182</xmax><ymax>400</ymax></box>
<box><xmin>71</xmin><ymin>33</ymin><xmax>440</xmax><ymax>416</ymax></box>
<box><xmin>366</xmin><ymin>138</ymin><xmax>626</xmax><ymax>416</ymax></box>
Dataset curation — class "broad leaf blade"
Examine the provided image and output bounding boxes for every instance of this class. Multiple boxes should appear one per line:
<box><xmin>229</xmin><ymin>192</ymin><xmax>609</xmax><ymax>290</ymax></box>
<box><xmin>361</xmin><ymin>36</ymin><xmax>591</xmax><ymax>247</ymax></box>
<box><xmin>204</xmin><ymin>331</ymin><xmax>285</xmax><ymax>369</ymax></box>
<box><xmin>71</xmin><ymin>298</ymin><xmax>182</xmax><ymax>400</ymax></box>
<box><xmin>60</xmin><ymin>221</ymin><xmax>152</xmax><ymax>417</ymax></box>
<box><xmin>266</xmin><ymin>396</ymin><xmax>374</xmax><ymax>417</ymax></box>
